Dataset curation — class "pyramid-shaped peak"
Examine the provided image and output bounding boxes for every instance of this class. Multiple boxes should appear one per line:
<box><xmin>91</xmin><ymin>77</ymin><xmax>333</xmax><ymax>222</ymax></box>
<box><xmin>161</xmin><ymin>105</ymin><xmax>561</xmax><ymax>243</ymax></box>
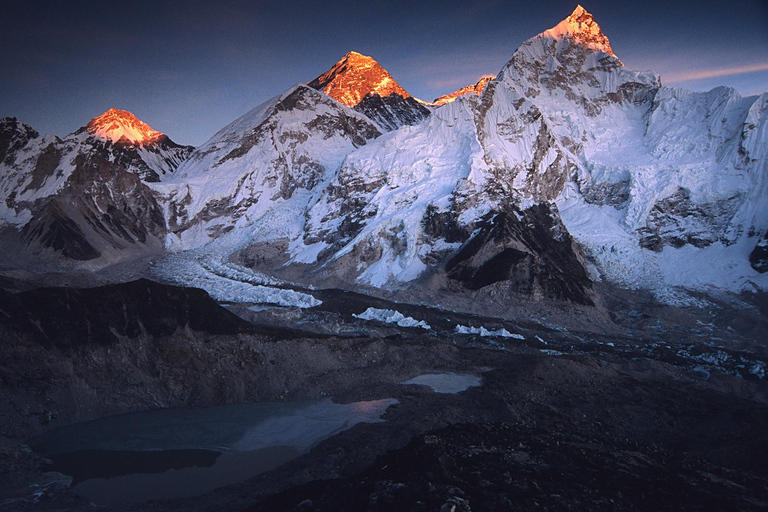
<box><xmin>543</xmin><ymin>5</ymin><xmax>618</xmax><ymax>60</ymax></box>
<box><xmin>308</xmin><ymin>51</ymin><xmax>411</xmax><ymax>108</ymax></box>
<box><xmin>85</xmin><ymin>108</ymin><xmax>164</xmax><ymax>145</ymax></box>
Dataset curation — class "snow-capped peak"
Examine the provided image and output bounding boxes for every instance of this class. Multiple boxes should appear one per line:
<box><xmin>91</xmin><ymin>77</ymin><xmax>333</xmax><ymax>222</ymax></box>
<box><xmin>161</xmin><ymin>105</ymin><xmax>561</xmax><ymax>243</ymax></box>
<box><xmin>308</xmin><ymin>51</ymin><xmax>412</xmax><ymax>107</ymax></box>
<box><xmin>543</xmin><ymin>4</ymin><xmax>619</xmax><ymax>61</ymax></box>
<box><xmin>85</xmin><ymin>108</ymin><xmax>165</xmax><ymax>145</ymax></box>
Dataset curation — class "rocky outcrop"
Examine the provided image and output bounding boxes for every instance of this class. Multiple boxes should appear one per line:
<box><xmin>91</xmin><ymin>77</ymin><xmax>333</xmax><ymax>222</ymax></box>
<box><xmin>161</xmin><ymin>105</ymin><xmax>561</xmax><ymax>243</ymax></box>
<box><xmin>0</xmin><ymin>279</ymin><xmax>251</xmax><ymax>346</ymax></box>
<box><xmin>446</xmin><ymin>204</ymin><xmax>593</xmax><ymax>304</ymax></box>
<box><xmin>750</xmin><ymin>230</ymin><xmax>768</xmax><ymax>273</ymax></box>
<box><xmin>0</xmin><ymin>118</ymin><xmax>39</xmax><ymax>165</ymax></box>
<box><xmin>637</xmin><ymin>188</ymin><xmax>740</xmax><ymax>252</ymax></box>
<box><xmin>354</xmin><ymin>93</ymin><xmax>430</xmax><ymax>132</ymax></box>
<box><xmin>21</xmin><ymin>152</ymin><xmax>168</xmax><ymax>260</ymax></box>
<box><xmin>4</xmin><ymin>6</ymin><xmax>767</xmax><ymax>300</ymax></box>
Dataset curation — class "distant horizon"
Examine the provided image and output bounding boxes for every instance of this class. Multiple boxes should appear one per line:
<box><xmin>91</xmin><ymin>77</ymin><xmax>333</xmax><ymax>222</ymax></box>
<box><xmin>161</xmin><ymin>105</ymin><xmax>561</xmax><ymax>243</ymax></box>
<box><xmin>2</xmin><ymin>0</ymin><xmax>766</xmax><ymax>146</ymax></box>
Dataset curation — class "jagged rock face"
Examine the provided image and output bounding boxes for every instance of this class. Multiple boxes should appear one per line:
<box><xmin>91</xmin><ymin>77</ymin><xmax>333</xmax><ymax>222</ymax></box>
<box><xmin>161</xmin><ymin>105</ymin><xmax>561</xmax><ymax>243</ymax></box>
<box><xmin>547</xmin><ymin>4</ymin><xmax>617</xmax><ymax>58</ymax></box>
<box><xmin>20</xmin><ymin>201</ymin><xmax>101</xmax><ymax>260</ymax></box>
<box><xmin>21</xmin><ymin>152</ymin><xmax>167</xmax><ymax>260</ymax></box>
<box><xmin>0</xmin><ymin>118</ymin><xmax>39</xmax><ymax>165</ymax></box>
<box><xmin>160</xmin><ymin>85</ymin><xmax>382</xmax><ymax>248</ymax></box>
<box><xmin>750</xmin><ymin>230</ymin><xmax>768</xmax><ymax>273</ymax></box>
<box><xmin>557</xmin><ymin>87</ymin><xmax>768</xmax><ymax>293</ymax></box>
<box><xmin>577</xmin><ymin>175</ymin><xmax>630</xmax><ymax>208</ymax></box>
<box><xmin>472</xmin><ymin>82</ymin><xmax>578</xmax><ymax>204</ymax></box>
<box><xmin>0</xmin><ymin>111</ymin><xmax>191</xmax><ymax>223</ymax></box>
<box><xmin>446</xmin><ymin>205</ymin><xmax>593</xmax><ymax>305</ymax></box>
<box><xmin>308</xmin><ymin>51</ymin><xmax>430</xmax><ymax>131</ymax></box>
<box><xmin>295</xmin><ymin>72</ymin><xmax>588</xmax><ymax>288</ymax></box>
<box><xmin>296</xmin><ymin>81</ymin><xmax>596</xmax><ymax>292</ymax></box>
<box><xmin>84</xmin><ymin>134</ymin><xmax>192</xmax><ymax>183</ymax></box>
<box><xmin>431</xmin><ymin>76</ymin><xmax>495</xmax><ymax>106</ymax></box>
<box><xmin>498</xmin><ymin>8</ymin><xmax>658</xmax><ymax>116</ymax></box>
<box><xmin>637</xmin><ymin>188</ymin><xmax>740</xmax><ymax>252</ymax></box>
<box><xmin>354</xmin><ymin>93</ymin><xmax>431</xmax><ymax>132</ymax></box>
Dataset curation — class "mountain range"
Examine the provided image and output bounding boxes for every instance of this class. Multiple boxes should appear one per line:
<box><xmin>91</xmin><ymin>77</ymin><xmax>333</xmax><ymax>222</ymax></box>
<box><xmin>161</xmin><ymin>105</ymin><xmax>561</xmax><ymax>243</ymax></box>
<box><xmin>1</xmin><ymin>5</ymin><xmax>767</xmax><ymax>306</ymax></box>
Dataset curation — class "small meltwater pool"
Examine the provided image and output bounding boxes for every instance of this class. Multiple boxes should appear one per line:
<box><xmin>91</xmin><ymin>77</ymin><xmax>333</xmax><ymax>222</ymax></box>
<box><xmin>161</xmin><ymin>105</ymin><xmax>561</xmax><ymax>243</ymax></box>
<box><xmin>400</xmin><ymin>372</ymin><xmax>482</xmax><ymax>394</ymax></box>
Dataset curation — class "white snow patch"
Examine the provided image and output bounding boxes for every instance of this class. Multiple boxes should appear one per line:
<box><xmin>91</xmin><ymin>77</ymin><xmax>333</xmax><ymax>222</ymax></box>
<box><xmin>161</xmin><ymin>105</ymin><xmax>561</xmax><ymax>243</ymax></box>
<box><xmin>353</xmin><ymin>308</ymin><xmax>431</xmax><ymax>330</ymax></box>
<box><xmin>455</xmin><ymin>325</ymin><xmax>524</xmax><ymax>339</ymax></box>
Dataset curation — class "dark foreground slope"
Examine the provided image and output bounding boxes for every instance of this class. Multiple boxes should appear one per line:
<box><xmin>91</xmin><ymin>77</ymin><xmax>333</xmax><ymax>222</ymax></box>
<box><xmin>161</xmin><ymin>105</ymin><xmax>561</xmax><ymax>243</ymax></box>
<box><xmin>0</xmin><ymin>280</ymin><xmax>767</xmax><ymax>511</ymax></box>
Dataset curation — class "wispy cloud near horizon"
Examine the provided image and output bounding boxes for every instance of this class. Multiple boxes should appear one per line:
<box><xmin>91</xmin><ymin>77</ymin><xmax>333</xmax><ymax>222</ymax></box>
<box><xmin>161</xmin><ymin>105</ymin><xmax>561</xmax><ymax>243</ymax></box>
<box><xmin>664</xmin><ymin>63</ymin><xmax>768</xmax><ymax>84</ymax></box>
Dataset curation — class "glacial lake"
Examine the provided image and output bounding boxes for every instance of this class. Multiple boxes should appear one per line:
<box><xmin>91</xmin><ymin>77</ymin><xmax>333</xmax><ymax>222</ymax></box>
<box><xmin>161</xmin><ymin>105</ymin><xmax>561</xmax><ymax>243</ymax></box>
<box><xmin>29</xmin><ymin>397</ymin><xmax>397</xmax><ymax>506</ymax></box>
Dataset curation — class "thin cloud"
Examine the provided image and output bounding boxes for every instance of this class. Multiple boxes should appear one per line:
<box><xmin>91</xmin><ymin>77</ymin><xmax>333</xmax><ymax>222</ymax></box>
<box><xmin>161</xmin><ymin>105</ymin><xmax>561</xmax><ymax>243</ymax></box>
<box><xmin>665</xmin><ymin>63</ymin><xmax>768</xmax><ymax>83</ymax></box>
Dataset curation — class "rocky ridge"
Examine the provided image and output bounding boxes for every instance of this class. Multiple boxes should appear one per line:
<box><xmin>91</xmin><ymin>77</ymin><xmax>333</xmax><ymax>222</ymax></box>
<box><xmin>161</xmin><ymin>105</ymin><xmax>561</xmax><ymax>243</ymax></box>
<box><xmin>431</xmin><ymin>75</ymin><xmax>495</xmax><ymax>106</ymax></box>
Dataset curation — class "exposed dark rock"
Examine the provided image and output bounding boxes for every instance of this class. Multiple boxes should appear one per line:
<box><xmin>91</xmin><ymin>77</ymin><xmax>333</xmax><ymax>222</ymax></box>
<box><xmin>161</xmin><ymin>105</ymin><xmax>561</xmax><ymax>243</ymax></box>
<box><xmin>421</xmin><ymin>204</ymin><xmax>468</xmax><ymax>244</ymax></box>
<box><xmin>85</xmin><ymin>134</ymin><xmax>194</xmax><ymax>183</ymax></box>
<box><xmin>21</xmin><ymin>152</ymin><xmax>168</xmax><ymax>260</ymax></box>
<box><xmin>606</xmin><ymin>80</ymin><xmax>659</xmax><ymax>105</ymax></box>
<box><xmin>579</xmin><ymin>177</ymin><xmax>631</xmax><ymax>208</ymax></box>
<box><xmin>638</xmin><ymin>188</ymin><xmax>740</xmax><ymax>252</ymax></box>
<box><xmin>20</xmin><ymin>143</ymin><xmax>62</xmax><ymax>195</ymax></box>
<box><xmin>304</xmin><ymin>111</ymin><xmax>381</xmax><ymax>148</ymax></box>
<box><xmin>446</xmin><ymin>204</ymin><xmax>594</xmax><ymax>305</ymax></box>
<box><xmin>354</xmin><ymin>93</ymin><xmax>430</xmax><ymax>131</ymax></box>
<box><xmin>69</xmin><ymin>108</ymin><xmax>193</xmax><ymax>182</ymax></box>
<box><xmin>473</xmin><ymin>85</ymin><xmax>573</xmax><ymax>203</ymax></box>
<box><xmin>0</xmin><ymin>117</ymin><xmax>39</xmax><ymax>165</ymax></box>
<box><xmin>0</xmin><ymin>279</ymin><xmax>252</xmax><ymax>347</ymax></box>
<box><xmin>177</xmin><ymin>86</ymin><xmax>382</xmax><ymax>240</ymax></box>
<box><xmin>252</xmin><ymin>417</ymin><xmax>768</xmax><ymax>512</ymax></box>
<box><xmin>308</xmin><ymin>52</ymin><xmax>430</xmax><ymax>132</ymax></box>
<box><xmin>750</xmin><ymin>230</ymin><xmax>768</xmax><ymax>273</ymax></box>
<box><xmin>20</xmin><ymin>200</ymin><xmax>101</xmax><ymax>260</ymax></box>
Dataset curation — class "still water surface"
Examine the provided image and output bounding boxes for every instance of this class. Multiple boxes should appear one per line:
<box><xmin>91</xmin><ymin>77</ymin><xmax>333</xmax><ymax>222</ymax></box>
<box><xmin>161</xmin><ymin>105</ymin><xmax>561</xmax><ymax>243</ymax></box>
<box><xmin>30</xmin><ymin>398</ymin><xmax>397</xmax><ymax>506</ymax></box>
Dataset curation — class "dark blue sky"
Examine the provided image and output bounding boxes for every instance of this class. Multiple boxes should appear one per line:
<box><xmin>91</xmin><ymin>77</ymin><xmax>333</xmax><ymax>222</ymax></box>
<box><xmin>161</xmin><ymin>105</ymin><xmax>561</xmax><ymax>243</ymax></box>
<box><xmin>2</xmin><ymin>0</ymin><xmax>766</xmax><ymax>146</ymax></box>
